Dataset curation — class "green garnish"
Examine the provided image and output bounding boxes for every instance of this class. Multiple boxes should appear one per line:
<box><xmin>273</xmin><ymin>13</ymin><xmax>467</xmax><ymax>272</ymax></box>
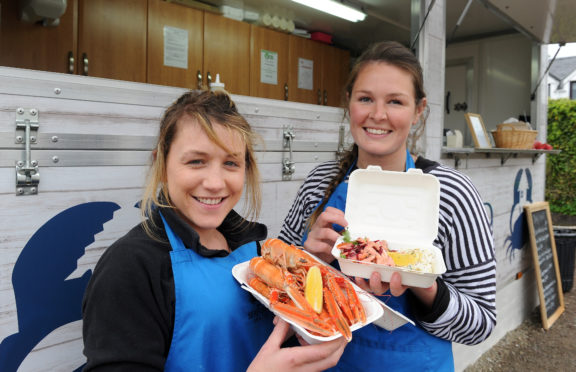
<box><xmin>342</xmin><ymin>228</ymin><xmax>352</xmax><ymax>243</ymax></box>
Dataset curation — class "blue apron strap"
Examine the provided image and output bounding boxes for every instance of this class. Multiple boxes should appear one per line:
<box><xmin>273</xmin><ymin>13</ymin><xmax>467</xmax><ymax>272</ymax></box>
<box><xmin>159</xmin><ymin>211</ymin><xmax>187</xmax><ymax>252</ymax></box>
<box><xmin>344</xmin><ymin>150</ymin><xmax>412</xmax><ymax>173</ymax></box>
<box><xmin>343</xmin><ymin>159</ymin><xmax>357</xmax><ymax>179</ymax></box>
<box><xmin>405</xmin><ymin>148</ymin><xmax>415</xmax><ymax>170</ymax></box>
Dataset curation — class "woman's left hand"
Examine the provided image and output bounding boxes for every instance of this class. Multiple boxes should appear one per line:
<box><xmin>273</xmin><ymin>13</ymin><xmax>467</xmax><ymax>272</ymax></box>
<box><xmin>353</xmin><ymin>272</ymin><xmax>438</xmax><ymax>308</ymax></box>
<box><xmin>248</xmin><ymin>318</ymin><xmax>347</xmax><ymax>372</ymax></box>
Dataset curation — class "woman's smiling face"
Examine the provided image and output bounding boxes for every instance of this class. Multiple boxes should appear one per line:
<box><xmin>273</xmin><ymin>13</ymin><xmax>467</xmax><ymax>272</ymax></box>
<box><xmin>348</xmin><ymin>62</ymin><xmax>425</xmax><ymax>170</ymax></box>
<box><xmin>165</xmin><ymin>115</ymin><xmax>246</xmax><ymax>235</ymax></box>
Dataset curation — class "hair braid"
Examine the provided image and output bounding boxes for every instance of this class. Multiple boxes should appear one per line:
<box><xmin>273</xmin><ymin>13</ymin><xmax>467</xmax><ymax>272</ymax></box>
<box><xmin>307</xmin><ymin>144</ymin><xmax>358</xmax><ymax>229</ymax></box>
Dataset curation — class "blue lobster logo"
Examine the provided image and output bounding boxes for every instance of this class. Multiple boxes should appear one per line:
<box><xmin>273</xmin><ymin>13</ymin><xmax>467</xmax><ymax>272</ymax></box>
<box><xmin>0</xmin><ymin>202</ymin><xmax>120</xmax><ymax>372</ymax></box>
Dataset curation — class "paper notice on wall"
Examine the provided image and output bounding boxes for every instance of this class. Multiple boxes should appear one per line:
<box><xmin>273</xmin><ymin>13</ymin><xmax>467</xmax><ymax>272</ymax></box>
<box><xmin>260</xmin><ymin>49</ymin><xmax>278</xmax><ymax>85</ymax></box>
<box><xmin>297</xmin><ymin>58</ymin><xmax>313</xmax><ymax>90</ymax></box>
<box><xmin>163</xmin><ymin>26</ymin><xmax>188</xmax><ymax>69</ymax></box>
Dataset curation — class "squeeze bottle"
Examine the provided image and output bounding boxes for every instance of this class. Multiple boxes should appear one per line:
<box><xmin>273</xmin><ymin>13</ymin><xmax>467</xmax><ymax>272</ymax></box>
<box><xmin>210</xmin><ymin>74</ymin><xmax>226</xmax><ymax>92</ymax></box>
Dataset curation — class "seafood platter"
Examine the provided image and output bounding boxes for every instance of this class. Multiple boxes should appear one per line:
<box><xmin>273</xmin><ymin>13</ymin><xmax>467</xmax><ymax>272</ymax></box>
<box><xmin>331</xmin><ymin>166</ymin><xmax>447</xmax><ymax>288</ymax></box>
<box><xmin>232</xmin><ymin>238</ymin><xmax>389</xmax><ymax>344</ymax></box>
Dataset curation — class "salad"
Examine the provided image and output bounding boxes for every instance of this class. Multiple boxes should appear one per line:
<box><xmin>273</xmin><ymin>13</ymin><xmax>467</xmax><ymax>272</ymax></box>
<box><xmin>337</xmin><ymin>235</ymin><xmax>435</xmax><ymax>272</ymax></box>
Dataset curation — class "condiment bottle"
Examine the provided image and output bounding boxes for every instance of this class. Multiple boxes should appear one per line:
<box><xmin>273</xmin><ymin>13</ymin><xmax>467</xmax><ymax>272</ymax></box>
<box><xmin>210</xmin><ymin>74</ymin><xmax>226</xmax><ymax>92</ymax></box>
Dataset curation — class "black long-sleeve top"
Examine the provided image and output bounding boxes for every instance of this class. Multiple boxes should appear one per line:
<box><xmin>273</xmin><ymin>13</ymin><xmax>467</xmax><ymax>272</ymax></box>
<box><xmin>82</xmin><ymin>206</ymin><xmax>267</xmax><ymax>371</ymax></box>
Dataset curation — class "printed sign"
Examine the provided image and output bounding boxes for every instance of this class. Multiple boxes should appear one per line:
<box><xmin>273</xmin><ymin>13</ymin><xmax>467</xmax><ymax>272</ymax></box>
<box><xmin>260</xmin><ymin>50</ymin><xmax>278</xmax><ymax>85</ymax></box>
<box><xmin>163</xmin><ymin>26</ymin><xmax>188</xmax><ymax>69</ymax></box>
<box><xmin>297</xmin><ymin>58</ymin><xmax>313</xmax><ymax>90</ymax></box>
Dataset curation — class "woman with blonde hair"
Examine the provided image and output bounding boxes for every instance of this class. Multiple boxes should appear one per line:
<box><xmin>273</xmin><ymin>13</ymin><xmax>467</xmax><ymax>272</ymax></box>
<box><xmin>83</xmin><ymin>90</ymin><xmax>347</xmax><ymax>371</ymax></box>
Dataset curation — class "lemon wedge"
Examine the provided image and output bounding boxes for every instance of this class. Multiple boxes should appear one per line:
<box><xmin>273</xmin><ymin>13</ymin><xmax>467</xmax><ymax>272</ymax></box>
<box><xmin>305</xmin><ymin>266</ymin><xmax>323</xmax><ymax>313</ymax></box>
<box><xmin>388</xmin><ymin>251</ymin><xmax>419</xmax><ymax>267</ymax></box>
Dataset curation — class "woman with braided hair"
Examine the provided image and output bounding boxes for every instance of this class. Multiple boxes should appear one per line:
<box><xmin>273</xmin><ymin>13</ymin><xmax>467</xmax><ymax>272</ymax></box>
<box><xmin>279</xmin><ymin>41</ymin><xmax>496</xmax><ymax>371</ymax></box>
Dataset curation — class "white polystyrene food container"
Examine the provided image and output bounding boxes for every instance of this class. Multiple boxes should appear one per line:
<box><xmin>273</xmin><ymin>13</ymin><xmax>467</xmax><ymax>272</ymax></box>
<box><xmin>232</xmin><ymin>253</ymin><xmax>387</xmax><ymax>344</ymax></box>
<box><xmin>371</xmin><ymin>296</ymin><xmax>415</xmax><ymax>330</ymax></box>
<box><xmin>331</xmin><ymin>166</ymin><xmax>447</xmax><ymax>288</ymax></box>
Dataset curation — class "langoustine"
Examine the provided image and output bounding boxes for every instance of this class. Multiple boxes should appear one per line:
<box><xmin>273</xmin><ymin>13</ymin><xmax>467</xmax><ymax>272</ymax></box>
<box><xmin>248</xmin><ymin>238</ymin><xmax>366</xmax><ymax>342</ymax></box>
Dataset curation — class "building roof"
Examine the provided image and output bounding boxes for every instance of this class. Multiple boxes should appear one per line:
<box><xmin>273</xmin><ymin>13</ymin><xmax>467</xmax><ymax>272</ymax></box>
<box><xmin>549</xmin><ymin>56</ymin><xmax>576</xmax><ymax>81</ymax></box>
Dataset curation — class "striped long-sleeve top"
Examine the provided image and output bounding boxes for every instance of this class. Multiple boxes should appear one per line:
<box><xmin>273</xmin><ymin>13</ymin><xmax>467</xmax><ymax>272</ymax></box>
<box><xmin>278</xmin><ymin>156</ymin><xmax>496</xmax><ymax>345</ymax></box>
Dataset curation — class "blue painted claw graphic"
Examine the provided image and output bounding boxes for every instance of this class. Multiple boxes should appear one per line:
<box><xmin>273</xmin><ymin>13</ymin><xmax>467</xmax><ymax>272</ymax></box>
<box><xmin>505</xmin><ymin>169</ymin><xmax>533</xmax><ymax>260</ymax></box>
<box><xmin>0</xmin><ymin>202</ymin><xmax>120</xmax><ymax>372</ymax></box>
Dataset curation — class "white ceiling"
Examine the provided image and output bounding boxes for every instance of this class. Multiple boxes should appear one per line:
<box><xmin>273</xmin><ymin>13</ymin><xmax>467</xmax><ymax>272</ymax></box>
<box><xmin>208</xmin><ymin>0</ymin><xmax>576</xmax><ymax>54</ymax></box>
<box><xmin>484</xmin><ymin>0</ymin><xmax>576</xmax><ymax>45</ymax></box>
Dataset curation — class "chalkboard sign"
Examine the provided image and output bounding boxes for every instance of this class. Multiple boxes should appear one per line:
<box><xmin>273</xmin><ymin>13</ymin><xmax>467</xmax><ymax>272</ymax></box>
<box><xmin>524</xmin><ymin>202</ymin><xmax>565</xmax><ymax>330</ymax></box>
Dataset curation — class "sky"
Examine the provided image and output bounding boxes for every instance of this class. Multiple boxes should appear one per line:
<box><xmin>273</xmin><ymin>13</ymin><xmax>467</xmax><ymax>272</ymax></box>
<box><xmin>547</xmin><ymin>42</ymin><xmax>576</xmax><ymax>59</ymax></box>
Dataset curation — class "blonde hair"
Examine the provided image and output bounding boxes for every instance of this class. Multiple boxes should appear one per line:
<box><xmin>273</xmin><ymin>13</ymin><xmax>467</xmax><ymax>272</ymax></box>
<box><xmin>308</xmin><ymin>41</ymin><xmax>428</xmax><ymax>228</ymax></box>
<box><xmin>141</xmin><ymin>90</ymin><xmax>261</xmax><ymax>239</ymax></box>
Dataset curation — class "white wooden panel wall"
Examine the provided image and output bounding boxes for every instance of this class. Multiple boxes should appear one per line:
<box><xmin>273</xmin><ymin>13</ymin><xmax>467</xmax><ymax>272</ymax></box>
<box><xmin>418</xmin><ymin>0</ymin><xmax>446</xmax><ymax>161</ymax></box>
<box><xmin>444</xmin><ymin>153</ymin><xmax>548</xmax><ymax>372</ymax></box>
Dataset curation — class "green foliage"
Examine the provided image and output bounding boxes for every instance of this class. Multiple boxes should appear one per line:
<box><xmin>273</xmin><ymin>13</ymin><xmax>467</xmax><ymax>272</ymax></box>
<box><xmin>546</xmin><ymin>99</ymin><xmax>576</xmax><ymax>216</ymax></box>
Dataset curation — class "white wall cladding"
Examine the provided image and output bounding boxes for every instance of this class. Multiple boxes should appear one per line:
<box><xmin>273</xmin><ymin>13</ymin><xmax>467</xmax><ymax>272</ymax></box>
<box><xmin>440</xmin><ymin>153</ymin><xmax>548</xmax><ymax>371</ymax></box>
<box><xmin>427</xmin><ymin>1</ymin><xmax>549</xmax><ymax>370</ymax></box>
<box><xmin>416</xmin><ymin>0</ymin><xmax>446</xmax><ymax>161</ymax></box>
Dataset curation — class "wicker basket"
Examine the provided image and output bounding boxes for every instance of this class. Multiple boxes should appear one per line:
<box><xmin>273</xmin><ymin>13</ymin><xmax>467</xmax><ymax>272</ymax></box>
<box><xmin>491</xmin><ymin>123</ymin><xmax>537</xmax><ymax>149</ymax></box>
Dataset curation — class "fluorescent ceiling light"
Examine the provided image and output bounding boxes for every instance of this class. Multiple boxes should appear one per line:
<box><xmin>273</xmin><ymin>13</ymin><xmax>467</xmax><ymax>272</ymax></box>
<box><xmin>292</xmin><ymin>0</ymin><xmax>367</xmax><ymax>23</ymax></box>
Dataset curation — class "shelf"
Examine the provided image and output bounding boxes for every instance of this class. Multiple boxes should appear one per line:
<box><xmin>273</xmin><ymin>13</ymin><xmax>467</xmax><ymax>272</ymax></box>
<box><xmin>441</xmin><ymin>147</ymin><xmax>561</xmax><ymax>168</ymax></box>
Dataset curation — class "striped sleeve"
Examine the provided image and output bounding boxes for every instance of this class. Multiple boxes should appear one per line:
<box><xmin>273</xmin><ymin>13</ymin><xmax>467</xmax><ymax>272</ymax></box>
<box><xmin>421</xmin><ymin>164</ymin><xmax>496</xmax><ymax>345</ymax></box>
<box><xmin>278</xmin><ymin>161</ymin><xmax>340</xmax><ymax>245</ymax></box>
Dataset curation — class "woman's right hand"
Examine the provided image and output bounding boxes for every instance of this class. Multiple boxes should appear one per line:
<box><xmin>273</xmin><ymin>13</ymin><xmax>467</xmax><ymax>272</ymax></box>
<box><xmin>303</xmin><ymin>207</ymin><xmax>348</xmax><ymax>263</ymax></box>
<box><xmin>248</xmin><ymin>318</ymin><xmax>347</xmax><ymax>372</ymax></box>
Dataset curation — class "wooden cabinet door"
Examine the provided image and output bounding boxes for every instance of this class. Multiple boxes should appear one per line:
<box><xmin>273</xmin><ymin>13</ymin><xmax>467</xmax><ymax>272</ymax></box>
<box><xmin>288</xmin><ymin>35</ymin><xmax>323</xmax><ymax>104</ymax></box>
<box><xmin>0</xmin><ymin>0</ymin><xmax>77</xmax><ymax>74</ymax></box>
<box><xmin>321</xmin><ymin>44</ymin><xmax>350</xmax><ymax>107</ymax></box>
<box><xmin>203</xmin><ymin>12</ymin><xmax>250</xmax><ymax>95</ymax></box>
<box><xmin>147</xmin><ymin>0</ymin><xmax>203</xmax><ymax>89</ymax></box>
<box><xmin>250</xmin><ymin>26</ymin><xmax>289</xmax><ymax>101</ymax></box>
<box><xmin>78</xmin><ymin>0</ymin><xmax>147</xmax><ymax>82</ymax></box>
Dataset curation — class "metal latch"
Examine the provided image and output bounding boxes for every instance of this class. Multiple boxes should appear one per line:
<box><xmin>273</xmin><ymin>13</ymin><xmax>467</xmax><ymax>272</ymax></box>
<box><xmin>282</xmin><ymin>126</ymin><xmax>295</xmax><ymax>180</ymax></box>
<box><xmin>15</xmin><ymin>108</ymin><xmax>40</xmax><ymax>195</ymax></box>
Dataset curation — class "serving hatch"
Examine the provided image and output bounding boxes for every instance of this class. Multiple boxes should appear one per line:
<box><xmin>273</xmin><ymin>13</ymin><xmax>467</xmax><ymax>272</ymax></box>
<box><xmin>331</xmin><ymin>166</ymin><xmax>447</xmax><ymax>288</ymax></box>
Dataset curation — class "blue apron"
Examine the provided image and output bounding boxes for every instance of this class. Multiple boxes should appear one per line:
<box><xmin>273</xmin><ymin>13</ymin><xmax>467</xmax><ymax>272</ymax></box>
<box><xmin>160</xmin><ymin>213</ymin><xmax>274</xmax><ymax>372</ymax></box>
<box><xmin>307</xmin><ymin>150</ymin><xmax>454</xmax><ymax>372</ymax></box>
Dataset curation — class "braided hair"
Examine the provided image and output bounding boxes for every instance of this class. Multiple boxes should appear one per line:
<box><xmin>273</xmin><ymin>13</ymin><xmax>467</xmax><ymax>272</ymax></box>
<box><xmin>307</xmin><ymin>41</ymin><xmax>428</xmax><ymax>228</ymax></box>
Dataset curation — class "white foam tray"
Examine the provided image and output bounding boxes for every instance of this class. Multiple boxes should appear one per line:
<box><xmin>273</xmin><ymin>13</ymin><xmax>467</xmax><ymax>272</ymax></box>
<box><xmin>332</xmin><ymin>242</ymin><xmax>446</xmax><ymax>288</ymax></box>
<box><xmin>232</xmin><ymin>259</ymin><xmax>393</xmax><ymax>344</ymax></box>
<box><xmin>331</xmin><ymin>166</ymin><xmax>446</xmax><ymax>288</ymax></box>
